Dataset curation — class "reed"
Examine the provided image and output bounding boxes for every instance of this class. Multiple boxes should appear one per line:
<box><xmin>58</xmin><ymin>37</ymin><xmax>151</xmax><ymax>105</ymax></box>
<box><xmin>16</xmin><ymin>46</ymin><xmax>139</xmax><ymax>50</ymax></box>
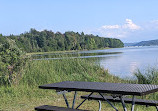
<box><xmin>134</xmin><ymin>67</ymin><xmax>158</xmax><ymax>85</ymax></box>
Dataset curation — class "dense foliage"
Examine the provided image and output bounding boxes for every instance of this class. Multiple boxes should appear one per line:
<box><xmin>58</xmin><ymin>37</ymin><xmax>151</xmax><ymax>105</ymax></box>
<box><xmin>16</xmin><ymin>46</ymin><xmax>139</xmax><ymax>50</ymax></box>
<box><xmin>1</xmin><ymin>29</ymin><xmax>124</xmax><ymax>52</ymax></box>
<box><xmin>0</xmin><ymin>39</ymin><xmax>28</xmax><ymax>85</ymax></box>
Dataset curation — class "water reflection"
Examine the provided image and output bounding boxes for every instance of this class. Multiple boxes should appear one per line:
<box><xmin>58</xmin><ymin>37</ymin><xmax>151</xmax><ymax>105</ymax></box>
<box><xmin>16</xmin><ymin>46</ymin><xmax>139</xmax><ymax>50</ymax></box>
<box><xmin>32</xmin><ymin>52</ymin><xmax>122</xmax><ymax>60</ymax></box>
<box><xmin>98</xmin><ymin>46</ymin><xmax>158</xmax><ymax>78</ymax></box>
<box><xmin>32</xmin><ymin>46</ymin><xmax>158</xmax><ymax>78</ymax></box>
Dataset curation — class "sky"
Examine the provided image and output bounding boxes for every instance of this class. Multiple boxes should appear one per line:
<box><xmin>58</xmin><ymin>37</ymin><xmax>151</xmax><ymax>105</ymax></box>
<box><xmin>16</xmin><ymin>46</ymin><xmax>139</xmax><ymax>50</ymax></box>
<box><xmin>0</xmin><ymin>0</ymin><xmax>158</xmax><ymax>43</ymax></box>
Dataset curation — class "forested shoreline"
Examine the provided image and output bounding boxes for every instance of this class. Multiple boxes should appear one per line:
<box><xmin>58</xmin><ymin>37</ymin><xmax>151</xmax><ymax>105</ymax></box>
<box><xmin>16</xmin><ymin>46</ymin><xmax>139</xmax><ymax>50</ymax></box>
<box><xmin>0</xmin><ymin>29</ymin><xmax>124</xmax><ymax>53</ymax></box>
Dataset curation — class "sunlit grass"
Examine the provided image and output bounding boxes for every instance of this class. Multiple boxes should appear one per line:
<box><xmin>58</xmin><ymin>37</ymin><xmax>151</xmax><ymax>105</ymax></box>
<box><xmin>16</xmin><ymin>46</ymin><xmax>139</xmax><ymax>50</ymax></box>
<box><xmin>0</xmin><ymin>57</ymin><xmax>157</xmax><ymax>111</ymax></box>
<box><xmin>134</xmin><ymin>67</ymin><xmax>158</xmax><ymax>85</ymax></box>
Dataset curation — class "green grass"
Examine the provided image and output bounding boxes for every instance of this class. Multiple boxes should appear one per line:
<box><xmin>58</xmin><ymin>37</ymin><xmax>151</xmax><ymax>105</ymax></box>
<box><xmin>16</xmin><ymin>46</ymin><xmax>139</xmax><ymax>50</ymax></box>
<box><xmin>134</xmin><ymin>67</ymin><xmax>158</xmax><ymax>85</ymax></box>
<box><xmin>0</xmin><ymin>57</ymin><xmax>157</xmax><ymax>111</ymax></box>
<box><xmin>20</xmin><ymin>57</ymin><xmax>126</xmax><ymax>86</ymax></box>
<box><xmin>134</xmin><ymin>67</ymin><xmax>158</xmax><ymax>100</ymax></box>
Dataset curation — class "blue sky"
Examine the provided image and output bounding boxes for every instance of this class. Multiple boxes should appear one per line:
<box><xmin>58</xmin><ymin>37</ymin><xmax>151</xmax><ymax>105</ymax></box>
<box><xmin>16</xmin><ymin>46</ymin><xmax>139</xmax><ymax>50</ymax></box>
<box><xmin>0</xmin><ymin>0</ymin><xmax>158</xmax><ymax>42</ymax></box>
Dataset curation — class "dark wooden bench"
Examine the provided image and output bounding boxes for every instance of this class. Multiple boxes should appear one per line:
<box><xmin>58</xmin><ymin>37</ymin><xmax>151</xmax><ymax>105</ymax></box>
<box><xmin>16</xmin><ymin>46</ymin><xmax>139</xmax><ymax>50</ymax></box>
<box><xmin>81</xmin><ymin>95</ymin><xmax>158</xmax><ymax>110</ymax></box>
<box><xmin>35</xmin><ymin>105</ymin><xmax>90</xmax><ymax>111</ymax></box>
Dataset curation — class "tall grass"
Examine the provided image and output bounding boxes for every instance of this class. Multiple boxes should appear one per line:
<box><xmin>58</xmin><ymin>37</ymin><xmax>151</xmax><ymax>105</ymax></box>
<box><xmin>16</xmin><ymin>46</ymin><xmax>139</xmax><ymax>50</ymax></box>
<box><xmin>134</xmin><ymin>67</ymin><xmax>158</xmax><ymax>84</ymax></box>
<box><xmin>134</xmin><ymin>67</ymin><xmax>158</xmax><ymax>101</ymax></box>
<box><xmin>0</xmin><ymin>57</ymin><xmax>125</xmax><ymax>111</ymax></box>
<box><xmin>0</xmin><ymin>57</ymin><xmax>157</xmax><ymax>111</ymax></box>
<box><xmin>20</xmin><ymin>57</ymin><xmax>125</xmax><ymax>87</ymax></box>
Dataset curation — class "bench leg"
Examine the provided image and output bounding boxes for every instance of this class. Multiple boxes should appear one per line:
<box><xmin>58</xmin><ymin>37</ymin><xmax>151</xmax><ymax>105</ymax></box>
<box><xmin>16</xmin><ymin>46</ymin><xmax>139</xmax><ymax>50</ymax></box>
<box><xmin>98</xmin><ymin>93</ymin><xmax>118</xmax><ymax>111</ymax></box>
<box><xmin>131</xmin><ymin>95</ymin><xmax>135</xmax><ymax>111</ymax></box>
<box><xmin>98</xmin><ymin>100</ymin><xmax>102</xmax><ymax>111</ymax></box>
<box><xmin>62</xmin><ymin>93</ymin><xmax>70</xmax><ymax>108</ymax></box>
<box><xmin>76</xmin><ymin>92</ymin><xmax>94</xmax><ymax>109</ymax></box>
<box><xmin>72</xmin><ymin>91</ymin><xmax>77</xmax><ymax>109</ymax></box>
<box><xmin>120</xmin><ymin>96</ymin><xmax>127</xmax><ymax>111</ymax></box>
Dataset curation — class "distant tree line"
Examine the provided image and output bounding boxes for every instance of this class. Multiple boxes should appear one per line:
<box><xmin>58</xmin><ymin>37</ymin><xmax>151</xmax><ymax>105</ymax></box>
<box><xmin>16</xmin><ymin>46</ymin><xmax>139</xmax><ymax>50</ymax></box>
<box><xmin>0</xmin><ymin>29</ymin><xmax>124</xmax><ymax>52</ymax></box>
<box><xmin>133</xmin><ymin>39</ymin><xmax>158</xmax><ymax>46</ymax></box>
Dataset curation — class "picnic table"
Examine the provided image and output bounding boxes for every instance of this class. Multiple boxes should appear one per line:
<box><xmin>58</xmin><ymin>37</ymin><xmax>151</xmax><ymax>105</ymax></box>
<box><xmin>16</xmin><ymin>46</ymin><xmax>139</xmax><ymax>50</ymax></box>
<box><xmin>35</xmin><ymin>81</ymin><xmax>158</xmax><ymax>111</ymax></box>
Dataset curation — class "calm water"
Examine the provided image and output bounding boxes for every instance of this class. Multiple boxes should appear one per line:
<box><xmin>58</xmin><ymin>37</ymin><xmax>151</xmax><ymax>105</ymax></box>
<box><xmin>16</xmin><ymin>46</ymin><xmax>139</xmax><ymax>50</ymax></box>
<box><xmin>33</xmin><ymin>46</ymin><xmax>158</xmax><ymax>78</ymax></box>
<box><xmin>79</xmin><ymin>46</ymin><xmax>158</xmax><ymax>78</ymax></box>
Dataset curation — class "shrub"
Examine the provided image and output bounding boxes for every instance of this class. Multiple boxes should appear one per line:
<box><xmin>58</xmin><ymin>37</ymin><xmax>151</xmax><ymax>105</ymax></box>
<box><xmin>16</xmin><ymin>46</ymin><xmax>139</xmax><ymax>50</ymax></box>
<box><xmin>0</xmin><ymin>39</ymin><xmax>29</xmax><ymax>85</ymax></box>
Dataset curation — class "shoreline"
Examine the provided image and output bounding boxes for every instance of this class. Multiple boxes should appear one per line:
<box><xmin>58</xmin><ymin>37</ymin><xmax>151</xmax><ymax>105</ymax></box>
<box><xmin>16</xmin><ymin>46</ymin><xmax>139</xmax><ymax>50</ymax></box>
<box><xmin>26</xmin><ymin>47</ymin><xmax>112</xmax><ymax>55</ymax></box>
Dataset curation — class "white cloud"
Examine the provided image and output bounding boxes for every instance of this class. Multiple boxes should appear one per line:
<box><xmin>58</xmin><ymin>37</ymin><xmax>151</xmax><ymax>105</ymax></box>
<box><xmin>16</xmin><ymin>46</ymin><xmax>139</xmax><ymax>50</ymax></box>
<box><xmin>89</xmin><ymin>19</ymin><xmax>141</xmax><ymax>39</ymax></box>
<box><xmin>86</xmin><ymin>19</ymin><xmax>158</xmax><ymax>42</ymax></box>
<box><xmin>123</xmin><ymin>19</ymin><xmax>141</xmax><ymax>30</ymax></box>
<box><xmin>102</xmin><ymin>25</ymin><xmax>120</xmax><ymax>29</ymax></box>
<box><xmin>100</xmin><ymin>19</ymin><xmax>140</xmax><ymax>30</ymax></box>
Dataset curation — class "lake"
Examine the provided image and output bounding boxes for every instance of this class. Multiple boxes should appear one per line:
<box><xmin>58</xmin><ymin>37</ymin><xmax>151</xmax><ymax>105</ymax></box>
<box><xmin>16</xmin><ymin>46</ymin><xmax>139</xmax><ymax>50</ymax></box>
<box><xmin>33</xmin><ymin>46</ymin><xmax>158</xmax><ymax>78</ymax></box>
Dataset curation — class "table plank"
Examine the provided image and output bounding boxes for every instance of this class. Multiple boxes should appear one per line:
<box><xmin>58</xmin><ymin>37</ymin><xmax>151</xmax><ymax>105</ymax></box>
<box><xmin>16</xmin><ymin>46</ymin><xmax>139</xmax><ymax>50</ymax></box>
<box><xmin>39</xmin><ymin>81</ymin><xmax>158</xmax><ymax>96</ymax></box>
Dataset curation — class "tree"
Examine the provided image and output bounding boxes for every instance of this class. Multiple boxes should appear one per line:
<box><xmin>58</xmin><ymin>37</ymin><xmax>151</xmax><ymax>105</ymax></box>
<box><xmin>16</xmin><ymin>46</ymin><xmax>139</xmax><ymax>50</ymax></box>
<box><xmin>89</xmin><ymin>38</ymin><xmax>97</xmax><ymax>49</ymax></box>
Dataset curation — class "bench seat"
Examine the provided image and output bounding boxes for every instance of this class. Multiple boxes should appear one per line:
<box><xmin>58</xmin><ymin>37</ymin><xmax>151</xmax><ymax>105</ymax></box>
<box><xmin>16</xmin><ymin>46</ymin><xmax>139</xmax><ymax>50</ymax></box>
<box><xmin>35</xmin><ymin>105</ymin><xmax>90</xmax><ymax>111</ymax></box>
<box><xmin>81</xmin><ymin>95</ymin><xmax>158</xmax><ymax>106</ymax></box>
